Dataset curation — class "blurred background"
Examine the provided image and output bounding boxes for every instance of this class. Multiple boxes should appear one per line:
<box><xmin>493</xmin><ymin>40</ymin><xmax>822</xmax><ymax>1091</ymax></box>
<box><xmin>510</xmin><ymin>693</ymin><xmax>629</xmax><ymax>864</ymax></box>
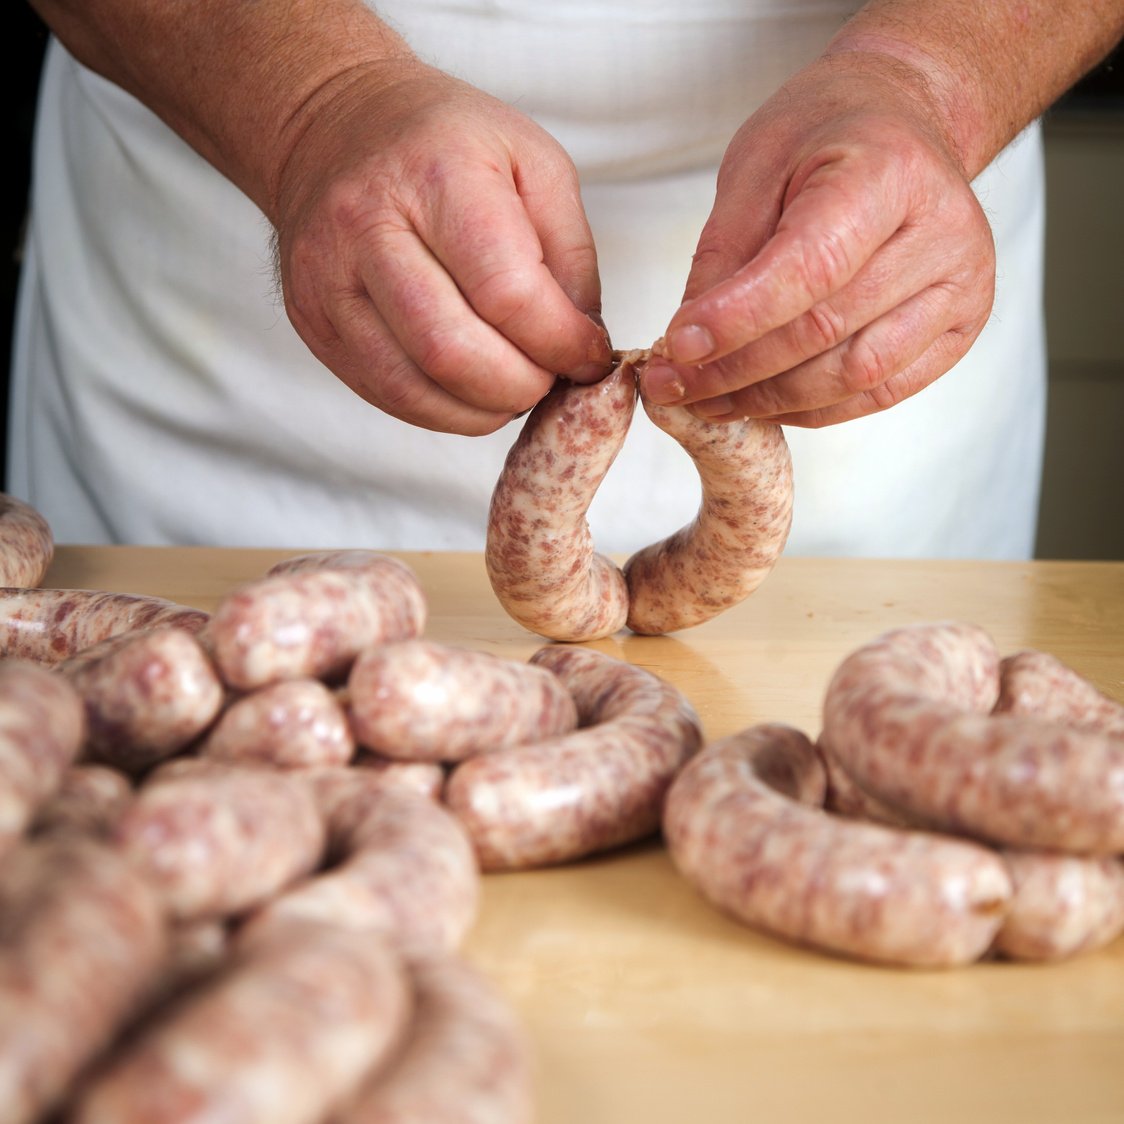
<box><xmin>3</xmin><ymin>10</ymin><xmax>1121</xmax><ymax>558</ymax></box>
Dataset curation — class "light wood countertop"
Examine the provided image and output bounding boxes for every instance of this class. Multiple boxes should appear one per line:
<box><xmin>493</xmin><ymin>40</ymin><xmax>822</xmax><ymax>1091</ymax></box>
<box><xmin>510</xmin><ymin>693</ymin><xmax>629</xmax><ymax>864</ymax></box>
<box><xmin>43</xmin><ymin>548</ymin><xmax>1124</xmax><ymax>1124</ymax></box>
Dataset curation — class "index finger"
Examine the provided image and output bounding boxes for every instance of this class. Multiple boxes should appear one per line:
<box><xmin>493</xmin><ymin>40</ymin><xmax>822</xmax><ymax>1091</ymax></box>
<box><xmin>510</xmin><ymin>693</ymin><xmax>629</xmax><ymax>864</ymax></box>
<box><xmin>658</xmin><ymin>157</ymin><xmax>906</xmax><ymax>367</ymax></box>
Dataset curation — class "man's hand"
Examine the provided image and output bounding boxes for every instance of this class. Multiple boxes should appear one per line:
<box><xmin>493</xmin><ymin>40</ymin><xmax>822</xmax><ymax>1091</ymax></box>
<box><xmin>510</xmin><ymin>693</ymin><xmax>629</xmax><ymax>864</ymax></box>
<box><xmin>639</xmin><ymin>53</ymin><xmax>996</xmax><ymax>428</ymax></box>
<box><xmin>274</xmin><ymin>62</ymin><xmax>611</xmax><ymax>435</ymax></box>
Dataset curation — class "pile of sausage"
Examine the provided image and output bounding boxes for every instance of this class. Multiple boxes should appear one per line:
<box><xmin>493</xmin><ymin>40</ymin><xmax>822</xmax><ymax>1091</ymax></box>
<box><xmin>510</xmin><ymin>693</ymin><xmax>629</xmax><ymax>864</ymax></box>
<box><xmin>4</xmin><ymin>485</ymin><xmax>1124</xmax><ymax>1122</ymax></box>
<box><xmin>485</xmin><ymin>349</ymin><xmax>794</xmax><ymax>641</ymax></box>
<box><xmin>665</xmin><ymin>621</ymin><xmax>1124</xmax><ymax>968</ymax></box>
<box><xmin>0</xmin><ymin>493</ymin><xmax>709</xmax><ymax>1123</ymax></box>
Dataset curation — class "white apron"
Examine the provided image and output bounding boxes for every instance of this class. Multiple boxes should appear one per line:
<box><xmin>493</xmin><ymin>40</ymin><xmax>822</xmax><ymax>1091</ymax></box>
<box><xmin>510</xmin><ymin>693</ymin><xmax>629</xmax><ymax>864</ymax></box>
<box><xmin>9</xmin><ymin>0</ymin><xmax>1045</xmax><ymax>558</ymax></box>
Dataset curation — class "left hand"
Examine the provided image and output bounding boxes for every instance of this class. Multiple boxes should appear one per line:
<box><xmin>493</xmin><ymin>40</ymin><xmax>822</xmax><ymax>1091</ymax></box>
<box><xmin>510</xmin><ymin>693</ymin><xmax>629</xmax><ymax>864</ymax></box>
<box><xmin>639</xmin><ymin>52</ymin><xmax>997</xmax><ymax>427</ymax></box>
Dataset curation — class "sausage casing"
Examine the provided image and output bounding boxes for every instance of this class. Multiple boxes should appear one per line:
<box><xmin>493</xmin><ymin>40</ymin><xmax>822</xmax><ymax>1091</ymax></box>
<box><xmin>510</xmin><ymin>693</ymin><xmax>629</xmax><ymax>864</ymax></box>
<box><xmin>0</xmin><ymin>660</ymin><xmax>87</xmax><ymax>856</ymax></box>
<box><xmin>665</xmin><ymin>724</ymin><xmax>1011</xmax><ymax>967</ymax></box>
<box><xmin>0</xmin><ymin>837</ymin><xmax>167</xmax><ymax>1124</ymax></box>
<box><xmin>445</xmin><ymin>645</ymin><xmax>702</xmax><ymax>870</ymax></box>
<box><xmin>206</xmin><ymin>552</ymin><xmax>426</xmax><ymax>690</ymax></box>
<box><xmin>112</xmin><ymin>760</ymin><xmax>325</xmax><ymax>922</ymax></box>
<box><xmin>821</xmin><ymin>621</ymin><xmax>1124</xmax><ymax>853</ymax></box>
<box><xmin>68</xmin><ymin>920</ymin><xmax>411</xmax><ymax>1124</ymax></box>
<box><xmin>347</xmin><ymin>639</ymin><xmax>578</xmax><ymax>762</ymax></box>
<box><xmin>485</xmin><ymin>363</ymin><xmax>636</xmax><ymax>642</ymax></box>
<box><xmin>624</xmin><ymin>354</ymin><xmax>793</xmax><ymax>635</ymax></box>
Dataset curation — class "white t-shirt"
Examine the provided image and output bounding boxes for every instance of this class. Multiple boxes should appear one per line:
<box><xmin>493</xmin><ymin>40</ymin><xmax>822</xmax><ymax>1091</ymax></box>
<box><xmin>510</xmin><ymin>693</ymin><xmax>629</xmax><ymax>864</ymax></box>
<box><xmin>10</xmin><ymin>0</ymin><xmax>1045</xmax><ymax>557</ymax></box>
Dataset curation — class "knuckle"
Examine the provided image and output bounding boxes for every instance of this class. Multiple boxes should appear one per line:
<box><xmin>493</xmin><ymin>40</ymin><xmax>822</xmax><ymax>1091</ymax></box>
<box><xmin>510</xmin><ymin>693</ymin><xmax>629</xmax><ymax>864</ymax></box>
<box><xmin>839</xmin><ymin>333</ymin><xmax>892</xmax><ymax>395</ymax></box>
<box><xmin>469</xmin><ymin>265</ymin><xmax>537</xmax><ymax>330</ymax></box>
<box><xmin>798</xmin><ymin>302</ymin><xmax>849</xmax><ymax>355</ymax></box>
<box><xmin>797</xmin><ymin>223</ymin><xmax>855</xmax><ymax>301</ymax></box>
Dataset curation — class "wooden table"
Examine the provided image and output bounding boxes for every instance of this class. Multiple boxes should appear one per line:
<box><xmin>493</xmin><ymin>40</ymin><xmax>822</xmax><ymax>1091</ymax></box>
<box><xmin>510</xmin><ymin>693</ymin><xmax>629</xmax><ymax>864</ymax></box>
<box><xmin>44</xmin><ymin>548</ymin><xmax>1124</xmax><ymax>1124</ymax></box>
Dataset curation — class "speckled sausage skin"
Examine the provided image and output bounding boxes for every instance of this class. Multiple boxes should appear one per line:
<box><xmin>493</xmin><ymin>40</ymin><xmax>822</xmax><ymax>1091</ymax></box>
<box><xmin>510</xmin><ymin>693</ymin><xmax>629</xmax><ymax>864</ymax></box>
<box><xmin>241</xmin><ymin>769</ymin><xmax>478</xmax><ymax>957</ymax></box>
<box><xmin>822</xmin><ymin>621</ymin><xmax>1124</xmax><ymax>853</ymax></box>
<box><xmin>69</xmin><ymin>920</ymin><xmax>411</xmax><ymax>1124</ymax></box>
<box><xmin>0</xmin><ymin>660</ymin><xmax>87</xmax><ymax>857</ymax></box>
<box><xmin>206</xmin><ymin>552</ymin><xmax>426</xmax><ymax>690</ymax></box>
<box><xmin>348</xmin><ymin>640</ymin><xmax>578</xmax><ymax>762</ymax></box>
<box><xmin>113</xmin><ymin>759</ymin><xmax>325</xmax><ymax>922</ymax></box>
<box><xmin>665</xmin><ymin>724</ymin><xmax>1012</xmax><ymax>967</ymax></box>
<box><xmin>444</xmin><ymin>646</ymin><xmax>702</xmax><ymax>870</ymax></box>
<box><xmin>995</xmin><ymin>851</ymin><xmax>1124</xmax><ymax>962</ymax></box>
<box><xmin>199</xmin><ymin>678</ymin><xmax>355</xmax><ymax>769</ymax></box>
<box><xmin>485</xmin><ymin>362</ymin><xmax>637</xmax><ymax>642</ymax></box>
<box><xmin>0</xmin><ymin>837</ymin><xmax>167</xmax><ymax>1124</ymax></box>
<box><xmin>353</xmin><ymin>751</ymin><xmax>447</xmax><ymax>800</ymax></box>
<box><xmin>61</xmin><ymin>627</ymin><xmax>224</xmax><ymax>774</ymax></box>
<box><xmin>333</xmin><ymin>954</ymin><xmax>534</xmax><ymax>1124</ymax></box>
<box><xmin>0</xmin><ymin>588</ymin><xmax>209</xmax><ymax>665</ymax></box>
<box><xmin>31</xmin><ymin>764</ymin><xmax>133</xmax><ymax>840</ymax></box>
<box><xmin>623</xmin><ymin>353</ymin><xmax>794</xmax><ymax>635</ymax></box>
<box><xmin>0</xmin><ymin>494</ymin><xmax>53</xmax><ymax>589</ymax></box>
<box><xmin>994</xmin><ymin>649</ymin><xmax>1124</xmax><ymax>735</ymax></box>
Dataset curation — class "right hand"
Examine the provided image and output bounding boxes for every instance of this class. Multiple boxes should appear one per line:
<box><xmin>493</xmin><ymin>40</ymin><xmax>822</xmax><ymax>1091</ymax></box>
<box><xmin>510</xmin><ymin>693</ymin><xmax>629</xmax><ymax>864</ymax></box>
<box><xmin>273</xmin><ymin>60</ymin><xmax>612</xmax><ymax>435</ymax></box>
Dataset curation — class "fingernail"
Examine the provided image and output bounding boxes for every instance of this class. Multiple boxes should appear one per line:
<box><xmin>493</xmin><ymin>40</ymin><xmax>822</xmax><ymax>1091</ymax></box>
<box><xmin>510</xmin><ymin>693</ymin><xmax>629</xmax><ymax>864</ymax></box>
<box><xmin>640</xmin><ymin>363</ymin><xmax>687</xmax><ymax>405</ymax></box>
<box><xmin>690</xmin><ymin>394</ymin><xmax>735</xmax><ymax>418</ymax></box>
<box><xmin>667</xmin><ymin>324</ymin><xmax>715</xmax><ymax>364</ymax></box>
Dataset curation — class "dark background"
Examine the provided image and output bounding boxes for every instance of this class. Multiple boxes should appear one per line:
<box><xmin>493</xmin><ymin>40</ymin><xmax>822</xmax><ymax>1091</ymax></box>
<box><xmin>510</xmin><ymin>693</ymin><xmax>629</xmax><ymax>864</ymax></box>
<box><xmin>2</xmin><ymin>9</ymin><xmax>1122</xmax><ymax>494</ymax></box>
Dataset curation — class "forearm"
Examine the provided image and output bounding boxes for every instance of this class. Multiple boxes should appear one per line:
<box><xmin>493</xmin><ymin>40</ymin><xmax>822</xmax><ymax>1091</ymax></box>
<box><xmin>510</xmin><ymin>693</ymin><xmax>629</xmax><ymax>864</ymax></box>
<box><xmin>28</xmin><ymin>0</ymin><xmax>421</xmax><ymax>218</ymax></box>
<box><xmin>828</xmin><ymin>0</ymin><xmax>1124</xmax><ymax>177</ymax></box>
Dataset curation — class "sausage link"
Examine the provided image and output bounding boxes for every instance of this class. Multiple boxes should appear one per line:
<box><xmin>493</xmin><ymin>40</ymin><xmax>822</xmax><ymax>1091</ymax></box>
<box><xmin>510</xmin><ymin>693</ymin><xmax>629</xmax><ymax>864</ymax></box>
<box><xmin>333</xmin><ymin>954</ymin><xmax>534</xmax><ymax>1124</ymax></box>
<box><xmin>61</xmin><ymin>627</ymin><xmax>224</xmax><ymax>774</ymax></box>
<box><xmin>823</xmin><ymin>622</ymin><xmax>1124</xmax><ymax>853</ymax></box>
<box><xmin>112</xmin><ymin>759</ymin><xmax>326</xmax><ymax>922</ymax></box>
<box><xmin>994</xmin><ymin>649</ymin><xmax>1124</xmax><ymax>735</ymax></box>
<box><xmin>0</xmin><ymin>493</ymin><xmax>53</xmax><ymax>589</ymax></box>
<box><xmin>353</xmin><ymin>751</ymin><xmax>446</xmax><ymax>800</ymax></box>
<box><xmin>347</xmin><ymin>640</ymin><xmax>578</xmax><ymax>762</ymax></box>
<box><xmin>241</xmin><ymin>769</ymin><xmax>478</xmax><ymax>957</ymax></box>
<box><xmin>444</xmin><ymin>646</ymin><xmax>702</xmax><ymax>870</ymax></box>
<box><xmin>623</xmin><ymin>354</ymin><xmax>793</xmax><ymax>635</ymax></box>
<box><xmin>206</xmin><ymin>552</ymin><xmax>426</xmax><ymax>690</ymax></box>
<box><xmin>68</xmin><ymin>920</ymin><xmax>411</xmax><ymax>1124</ymax></box>
<box><xmin>0</xmin><ymin>588</ymin><xmax>209</xmax><ymax>665</ymax></box>
<box><xmin>994</xmin><ymin>851</ymin><xmax>1124</xmax><ymax>962</ymax></box>
<box><xmin>0</xmin><ymin>837</ymin><xmax>168</xmax><ymax>1124</ymax></box>
<box><xmin>485</xmin><ymin>362</ymin><xmax>636</xmax><ymax>642</ymax></box>
<box><xmin>31</xmin><ymin>764</ymin><xmax>133</xmax><ymax>840</ymax></box>
<box><xmin>665</xmin><ymin>724</ymin><xmax>1012</xmax><ymax>967</ymax></box>
<box><xmin>0</xmin><ymin>660</ymin><xmax>87</xmax><ymax>856</ymax></box>
<box><xmin>198</xmin><ymin>678</ymin><xmax>355</xmax><ymax>769</ymax></box>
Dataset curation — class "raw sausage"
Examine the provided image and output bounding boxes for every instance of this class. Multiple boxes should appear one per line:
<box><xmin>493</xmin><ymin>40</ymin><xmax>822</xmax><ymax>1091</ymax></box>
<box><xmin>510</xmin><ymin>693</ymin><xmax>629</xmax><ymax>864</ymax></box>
<box><xmin>333</xmin><ymin>954</ymin><xmax>533</xmax><ymax>1124</ymax></box>
<box><xmin>31</xmin><ymin>764</ymin><xmax>133</xmax><ymax>840</ymax></box>
<box><xmin>485</xmin><ymin>361</ymin><xmax>636</xmax><ymax>642</ymax></box>
<box><xmin>241</xmin><ymin>769</ymin><xmax>478</xmax><ymax>956</ymax></box>
<box><xmin>112</xmin><ymin>759</ymin><xmax>325</xmax><ymax>922</ymax></box>
<box><xmin>68</xmin><ymin>920</ymin><xmax>411</xmax><ymax>1124</ymax></box>
<box><xmin>206</xmin><ymin>552</ymin><xmax>426</xmax><ymax>690</ymax></box>
<box><xmin>347</xmin><ymin>640</ymin><xmax>578</xmax><ymax>762</ymax></box>
<box><xmin>62</xmin><ymin>627</ymin><xmax>224</xmax><ymax>774</ymax></box>
<box><xmin>664</xmin><ymin>724</ymin><xmax>1012</xmax><ymax>967</ymax></box>
<box><xmin>995</xmin><ymin>850</ymin><xmax>1124</xmax><ymax>962</ymax></box>
<box><xmin>0</xmin><ymin>836</ymin><xmax>167</xmax><ymax>1124</ymax></box>
<box><xmin>444</xmin><ymin>645</ymin><xmax>702</xmax><ymax>870</ymax></box>
<box><xmin>0</xmin><ymin>588</ymin><xmax>208</xmax><ymax>665</ymax></box>
<box><xmin>821</xmin><ymin>621</ymin><xmax>1124</xmax><ymax>853</ymax></box>
<box><xmin>0</xmin><ymin>493</ymin><xmax>53</xmax><ymax>589</ymax></box>
<box><xmin>0</xmin><ymin>660</ymin><xmax>87</xmax><ymax>856</ymax></box>
<box><xmin>353</xmin><ymin>751</ymin><xmax>446</xmax><ymax>800</ymax></box>
<box><xmin>198</xmin><ymin>677</ymin><xmax>355</xmax><ymax>769</ymax></box>
<box><xmin>994</xmin><ymin>649</ymin><xmax>1124</xmax><ymax>734</ymax></box>
<box><xmin>623</xmin><ymin>352</ymin><xmax>793</xmax><ymax>635</ymax></box>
